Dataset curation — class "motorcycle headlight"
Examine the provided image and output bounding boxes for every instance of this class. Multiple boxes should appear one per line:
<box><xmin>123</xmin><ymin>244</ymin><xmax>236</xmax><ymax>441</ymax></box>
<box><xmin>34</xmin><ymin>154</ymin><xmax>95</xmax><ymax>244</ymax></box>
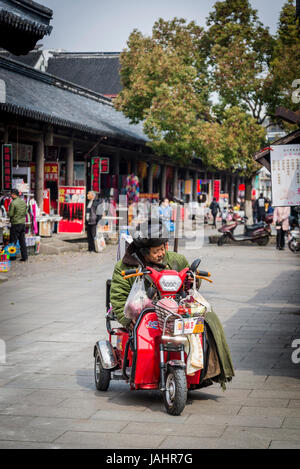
<box><xmin>159</xmin><ymin>275</ymin><xmax>182</xmax><ymax>292</ymax></box>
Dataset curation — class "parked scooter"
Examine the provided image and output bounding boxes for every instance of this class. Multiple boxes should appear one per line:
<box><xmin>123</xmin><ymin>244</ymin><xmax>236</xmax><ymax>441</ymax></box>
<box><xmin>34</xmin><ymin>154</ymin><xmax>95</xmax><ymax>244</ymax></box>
<box><xmin>288</xmin><ymin>227</ymin><xmax>300</xmax><ymax>253</ymax></box>
<box><xmin>217</xmin><ymin>214</ymin><xmax>272</xmax><ymax>246</ymax></box>
<box><xmin>93</xmin><ymin>258</ymin><xmax>214</xmax><ymax>416</ymax></box>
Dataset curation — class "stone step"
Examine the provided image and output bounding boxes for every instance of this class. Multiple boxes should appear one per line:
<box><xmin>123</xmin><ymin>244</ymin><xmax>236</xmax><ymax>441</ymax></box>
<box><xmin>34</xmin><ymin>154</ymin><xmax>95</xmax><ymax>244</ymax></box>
<box><xmin>0</xmin><ymin>274</ymin><xmax>8</xmax><ymax>284</ymax></box>
<box><xmin>39</xmin><ymin>238</ymin><xmax>83</xmax><ymax>255</ymax></box>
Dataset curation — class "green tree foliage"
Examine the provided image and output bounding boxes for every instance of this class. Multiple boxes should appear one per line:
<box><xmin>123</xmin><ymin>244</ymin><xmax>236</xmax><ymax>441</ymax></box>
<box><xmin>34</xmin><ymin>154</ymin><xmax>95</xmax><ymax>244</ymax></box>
<box><xmin>205</xmin><ymin>0</ymin><xmax>275</xmax><ymax>125</ymax></box>
<box><xmin>114</xmin><ymin>18</ymin><xmax>210</xmax><ymax>163</ymax></box>
<box><xmin>269</xmin><ymin>0</ymin><xmax>300</xmax><ymax>118</ymax></box>
<box><xmin>115</xmin><ymin>3</ymin><xmax>294</xmax><ymax>176</ymax></box>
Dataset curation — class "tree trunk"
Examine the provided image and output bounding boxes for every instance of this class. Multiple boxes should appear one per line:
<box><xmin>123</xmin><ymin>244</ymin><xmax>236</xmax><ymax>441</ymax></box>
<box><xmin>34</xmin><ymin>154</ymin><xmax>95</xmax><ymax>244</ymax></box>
<box><xmin>244</xmin><ymin>176</ymin><xmax>253</xmax><ymax>225</ymax></box>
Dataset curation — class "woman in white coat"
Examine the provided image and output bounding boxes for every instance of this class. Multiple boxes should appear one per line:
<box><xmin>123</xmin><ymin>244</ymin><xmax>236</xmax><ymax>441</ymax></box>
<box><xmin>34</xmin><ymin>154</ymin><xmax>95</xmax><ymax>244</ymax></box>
<box><xmin>273</xmin><ymin>206</ymin><xmax>291</xmax><ymax>250</ymax></box>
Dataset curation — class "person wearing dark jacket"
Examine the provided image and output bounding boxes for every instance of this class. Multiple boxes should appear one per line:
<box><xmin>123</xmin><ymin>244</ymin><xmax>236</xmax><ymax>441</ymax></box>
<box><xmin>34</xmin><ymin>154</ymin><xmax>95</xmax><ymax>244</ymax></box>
<box><xmin>209</xmin><ymin>198</ymin><xmax>221</xmax><ymax>227</ymax></box>
<box><xmin>8</xmin><ymin>189</ymin><xmax>28</xmax><ymax>262</ymax></box>
<box><xmin>86</xmin><ymin>191</ymin><xmax>101</xmax><ymax>252</ymax></box>
<box><xmin>254</xmin><ymin>193</ymin><xmax>266</xmax><ymax>222</ymax></box>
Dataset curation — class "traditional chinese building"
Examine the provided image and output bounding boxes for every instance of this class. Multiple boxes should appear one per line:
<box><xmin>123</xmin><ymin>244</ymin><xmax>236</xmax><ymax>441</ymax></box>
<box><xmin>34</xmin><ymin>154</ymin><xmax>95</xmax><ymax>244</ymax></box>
<box><xmin>0</xmin><ymin>1</ymin><xmax>241</xmax><ymax>209</ymax></box>
<box><xmin>0</xmin><ymin>0</ymin><xmax>53</xmax><ymax>55</ymax></box>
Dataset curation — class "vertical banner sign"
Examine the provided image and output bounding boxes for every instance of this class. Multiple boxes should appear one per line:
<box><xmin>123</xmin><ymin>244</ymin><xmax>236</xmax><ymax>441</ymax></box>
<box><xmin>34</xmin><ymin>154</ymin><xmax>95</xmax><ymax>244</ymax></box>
<box><xmin>58</xmin><ymin>186</ymin><xmax>86</xmax><ymax>234</ymax></box>
<box><xmin>43</xmin><ymin>189</ymin><xmax>50</xmax><ymax>215</ymax></box>
<box><xmin>44</xmin><ymin>163</ymin><xmax>58</xmax><ymax>183</ymax></box>
<box><xmin>1</xmin><ymin>144</ymin><xmax>12</xmax><ymax>191</ymax></box>
<box><xmin>213</xmin><ymin>180</ymin><xmax>221</xmax><ymax>201</ymax></box>
<box><xmin>91</xmin><ymin>157</ymin><xmax>100</xmax><ymax>192</ymax></box>
<box><xmin>197</xmin><ymin>179</ymin><xmax>201</xmax><ymax>194</ymax></box>
<box><xmin>100</xmin><ymin>157</ymin><xmax>109</xmax><ymax>174</ymax></box>
<box><xmin>30</xmin><ymin>162</ymin><xmax>58</xmax><ymax>190</ymax></box>
<box><xmin>271</xmin><ymin>145</ymin><xmax>300</xmax><ymax>206</ymax></box>
<box><xmin>184</xmin><ymin>179</ymin><xmax>192</xmax><ymax>195</ymax></box>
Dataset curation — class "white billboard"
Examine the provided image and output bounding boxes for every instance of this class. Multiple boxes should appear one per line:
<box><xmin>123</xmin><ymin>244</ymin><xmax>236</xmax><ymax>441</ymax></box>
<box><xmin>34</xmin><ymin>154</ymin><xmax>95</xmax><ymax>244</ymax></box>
<box><xmin>271</xmin><ymin>144</ymin><xmax>300</xmax><ymax>207</ymax></box>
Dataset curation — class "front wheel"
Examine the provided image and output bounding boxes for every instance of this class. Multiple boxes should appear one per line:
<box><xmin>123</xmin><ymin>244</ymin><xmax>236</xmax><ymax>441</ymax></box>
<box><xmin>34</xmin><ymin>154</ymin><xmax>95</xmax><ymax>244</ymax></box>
<box><xmin>256</xmin><ymin>236</ymin><xmax>269</xmax><ymax>246</ymax></box>
<box><xmin>163</xmin><ymin>367</ymin><xmax>187</xmax><ymax>416</ymax></box>
<box><xmin>94</xmin><ymin>349</ymin><xmax>111</xmax><ymax>391</ymax></box>
<box><xmin>288</xmin><ymin>238</ymin><xmax>300</xmax><ymax>253</ymax></box>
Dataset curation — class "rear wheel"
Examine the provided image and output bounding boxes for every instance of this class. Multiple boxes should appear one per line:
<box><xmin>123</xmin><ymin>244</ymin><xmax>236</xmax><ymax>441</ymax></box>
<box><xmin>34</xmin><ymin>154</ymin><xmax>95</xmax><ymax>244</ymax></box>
<box><xmin>163</xmin><ymin>367</ymin><xmax>187</xmax><ymax>416</ymax></box>
<box><xmin>94</xmin><ymin>349</ymin><xmax>111</xmax><ymax>391</ymax></box>
<box><xmin>256</xmin><ymin>236</ymin><xmax>269</xmax><ymax>246</ymax></box>
<box><xmin>218</xmin><ymin>234</ymin><xmax>226</xmax><ymax>246</ymax></box>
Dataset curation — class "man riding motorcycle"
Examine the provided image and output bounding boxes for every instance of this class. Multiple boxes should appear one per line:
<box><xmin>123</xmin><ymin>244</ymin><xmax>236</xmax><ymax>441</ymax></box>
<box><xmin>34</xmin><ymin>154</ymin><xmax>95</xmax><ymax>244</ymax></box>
<box><xmin>110</xmin><ymin>219</ymin><xmax>234</xmax><ymax>389</ymax></box>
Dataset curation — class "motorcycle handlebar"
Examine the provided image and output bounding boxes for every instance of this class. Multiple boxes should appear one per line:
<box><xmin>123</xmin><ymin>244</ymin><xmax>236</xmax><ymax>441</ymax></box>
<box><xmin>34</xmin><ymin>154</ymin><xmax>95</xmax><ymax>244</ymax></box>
<box><xmin>121</xmin><ymin>268</ymin><xmax>139</xmax><ymax>276</ymax></box>
<box><xmin>197</xmin><ymin>270</ymin><xmax>211</xmax><ymax>277</ymax></box>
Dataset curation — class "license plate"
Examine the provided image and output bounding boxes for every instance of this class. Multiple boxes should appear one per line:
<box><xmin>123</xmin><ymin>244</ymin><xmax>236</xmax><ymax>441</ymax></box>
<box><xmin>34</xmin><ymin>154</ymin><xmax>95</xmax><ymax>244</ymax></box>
<box><xmin>174</xmin><ymin>317</ymin><xmax>204</xmax><ymax>335</ymax></box>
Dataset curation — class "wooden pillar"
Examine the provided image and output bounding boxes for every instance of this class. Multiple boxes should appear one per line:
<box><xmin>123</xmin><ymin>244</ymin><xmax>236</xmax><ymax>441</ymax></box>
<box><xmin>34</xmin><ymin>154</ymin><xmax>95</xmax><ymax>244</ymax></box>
<box><xmin>132</xmin><ymin>158</ymin><xmax>138</xmax><ymax>175</ymax></box>
<box><xmin>35</xmin><ymin>138</ymin><xmax>44</xmax><ymax>209</ymax></box>
<box><xmin>193</xmin><ymin>172</ymin><xmax>198</xmax><ymax>201</ymax></box>
<box><xmin>4</xmin><ymin>126</ymin><xmax>8</xmax><ymax>144</ymax></box>
<box><xmin>161</xmin><ymin>164</ymin><xmax>167</xmax><ymax>199</ymax></box>
<box><xmin>113</xmin><ymin>152</ymin><xmax>120</xmax><ymax>176</ymax></box>
<box><xmin>235</xmin><ymin>176</ymin><xmax>240</xmax><ymax>203</ymax></box>
<box><xmin>173</xmin><ymin>167</ymin><xmax>179</xmax><ymax>198</ymax></box>
<box><xmin>147</xmin><ymin>163</ymin><xmax>154</xmax><ymax>194</ymax></box>
<box><xmin>66</xmin><ymin>141</ymin><xmax>74</xmax><ymax>186</ymax></box>
<box><xmin>224</xmin><ymin>173</ymin><xmax>229</xmax><ymax>194</ymax></box>
<box><xmin>229</xmin><ymin>175</ymin><xmax>235</xmax><ymax>205</ymax></box>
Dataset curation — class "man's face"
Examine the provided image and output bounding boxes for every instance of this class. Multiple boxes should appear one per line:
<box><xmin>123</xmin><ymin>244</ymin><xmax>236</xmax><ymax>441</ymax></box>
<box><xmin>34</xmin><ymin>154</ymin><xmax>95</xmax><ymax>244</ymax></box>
<box><xmin>145</xmin><ymin>244</ymin><xmax>166</xmax><ymax>264</ymax></box>
<box><xmin>87</xmin><ymin>192</ymin><xmax>94</xmax><ymax>200</ymax></box>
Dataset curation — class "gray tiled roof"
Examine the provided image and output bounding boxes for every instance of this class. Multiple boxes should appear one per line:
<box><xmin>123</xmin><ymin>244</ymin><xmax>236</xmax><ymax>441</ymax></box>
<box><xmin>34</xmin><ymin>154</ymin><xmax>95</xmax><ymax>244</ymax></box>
<box><xmin>0</xmin><ymin>0</ymin><xmax>52</xmax><ymax>34</ymax></box>
<box><xmin>0</xmin><ymin>56</ymin><xmax>147</xmax><ymax>144</ymax></box>
<box><xmin>47</xmin><ymin>52</ymin><xmax>122</xmax><ymax>97</ymax></box>
<box><xmin>0</xmin><ymin>49</ymin><xmax>42</xmax><ymax>67</ymax></box>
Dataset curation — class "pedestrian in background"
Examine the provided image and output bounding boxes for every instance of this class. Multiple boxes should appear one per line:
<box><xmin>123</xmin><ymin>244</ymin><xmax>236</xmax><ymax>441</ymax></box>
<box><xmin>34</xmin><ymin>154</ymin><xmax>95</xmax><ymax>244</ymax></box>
<box><xmin>273</xmin><ymin>206</ymin><xmax>290</xmax><ymax>250</ymax></box>
<box><xmin>209</xmin><ymin>197</ymin><xmax>221</xmax><ymax>227</ymax></box>
<box><xmin>86</xmin><ymin>191</ymin><xmax>101</xmax><ymax>252</ymax></box>
<box><xmin>158</xmin><ymin>198</ymin><xmax>172</xmax><ymax>230</ymax></box>
<box><xmin>254</xmin><ymin>193</ymin><xmax>266</xmax><ymax>222</ymax></box>
<box><xmin>9</xmin><ymin>189</ymin><xmax>28</xmax><ymax>262</ymax></box>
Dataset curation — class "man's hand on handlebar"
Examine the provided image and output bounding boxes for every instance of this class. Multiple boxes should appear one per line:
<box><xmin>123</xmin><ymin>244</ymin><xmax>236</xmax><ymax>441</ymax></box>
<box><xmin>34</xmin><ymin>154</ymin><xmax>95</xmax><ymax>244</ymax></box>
<box><xmin>129</xmin><ymin>319</ymin><xmax>136</xmax><ymax>331</ymax></box>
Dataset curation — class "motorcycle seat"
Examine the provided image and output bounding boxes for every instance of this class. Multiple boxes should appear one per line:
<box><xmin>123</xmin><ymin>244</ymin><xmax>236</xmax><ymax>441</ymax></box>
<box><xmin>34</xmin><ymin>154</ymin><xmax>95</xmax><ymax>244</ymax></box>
<box><xmin>224</xmin><ymin>223</ymin><xmax>236</xmax><ymax>230</ymax></box>
<box><xmin>245</xmin><ymin>222</ymin><xmax>264</xmax><ymax>231</ymax></box>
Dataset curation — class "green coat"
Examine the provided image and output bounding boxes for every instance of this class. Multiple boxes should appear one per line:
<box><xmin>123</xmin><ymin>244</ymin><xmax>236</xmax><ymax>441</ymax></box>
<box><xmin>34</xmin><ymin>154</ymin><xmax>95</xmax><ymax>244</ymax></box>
<box><xmin>110</xmin><ymin>248</ymin><xmax>235</xmax><ymax>387</ymax></box>
<box><xmin>8</xmin><ymin>197</ymin><xmax>27</xmax><ymax>225</ymax></box>
<box><xmin>110</xmin><ymin>250</ymin><xmax>189</xmax><ymax>329</ymax></box>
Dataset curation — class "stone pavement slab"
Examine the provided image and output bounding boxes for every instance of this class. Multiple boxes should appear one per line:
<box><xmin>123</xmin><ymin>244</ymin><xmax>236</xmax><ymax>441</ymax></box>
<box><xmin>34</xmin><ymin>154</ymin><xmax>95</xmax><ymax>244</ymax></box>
<box><xmin>0</xmin><ymin>242</ymin><xmax>299</xmax><ymax>449</ymax></box>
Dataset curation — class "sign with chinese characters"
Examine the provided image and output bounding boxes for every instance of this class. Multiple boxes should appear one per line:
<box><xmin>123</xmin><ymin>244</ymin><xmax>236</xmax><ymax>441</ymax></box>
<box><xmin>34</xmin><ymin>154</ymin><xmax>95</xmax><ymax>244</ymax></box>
<box><xmin>1</xmin><ymin>144</ymin><xmax>12</xmax><ymax>191</ymax></box>
<box><xmin>271</xmin><ymin>145</ymin><xmax>300</xmax><ymax>206</ymax></box>
<box><xmin>100</xmin><ymin>157</ymin><xmax>109</xmax><ymax>174</ymax></box>
<box><xmin>184</xmin><ymin>179</ymin><xmax>192</xmax><ymax>195</ymax></box>
<box><xmin>58</xmin><ymin>186</ymin><xmax>86</xmax><ymax>234</ymax></box>
<box><xmin>213</xmin><ymin>180</ymin><xmax>221</xmax><ymax>201</ymax></box>
<box><xmin>44</xmin><ymin>163</ymin><xmax>58</xmax><ymax>182</ymax></box>
<box><xmin>43</xmin><ymin>189</ymin><xmax>50</xmax><ymax>215</ymax></box>
<box><xmin>91</xmin><ymin>157</ymin><xmax>100</xmax><ymax>192</ymax></box>
<box><xmin>30</xmin><ymin>162</ymin><xmax>58</xmax><ymax>190</ymax></box>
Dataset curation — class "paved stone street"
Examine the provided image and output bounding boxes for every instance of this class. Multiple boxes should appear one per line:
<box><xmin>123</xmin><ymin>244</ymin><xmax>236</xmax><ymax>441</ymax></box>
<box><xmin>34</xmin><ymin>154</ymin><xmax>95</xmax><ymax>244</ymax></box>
<box><xmin>0</xmin><ymin>231</ymin><xmax>300</xmax><ymax>449</ymax></box>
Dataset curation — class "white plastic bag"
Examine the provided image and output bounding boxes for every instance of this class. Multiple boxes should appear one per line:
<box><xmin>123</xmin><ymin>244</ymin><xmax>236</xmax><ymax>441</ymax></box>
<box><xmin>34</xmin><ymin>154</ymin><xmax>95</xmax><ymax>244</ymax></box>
<box><xmin>124</xmin><ymin>276</ymin><xmax>152</xmax><ymax>321</ymax></box>
<box><xmin>182</xmin><ymin>273</ymin><xmax>211</xmax><ymax>315</ymax></box>
<box><xmin>94</xmin><ymin>235</ymin><xmax>106</xmax><ymax>253</ymax></box>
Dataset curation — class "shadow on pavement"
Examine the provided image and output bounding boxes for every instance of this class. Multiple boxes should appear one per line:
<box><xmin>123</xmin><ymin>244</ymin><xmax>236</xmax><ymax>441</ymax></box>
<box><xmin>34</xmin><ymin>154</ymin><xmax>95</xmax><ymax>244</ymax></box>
<box><xmin>222</xmin><ymin>269</ymin><xmax>300</xmax><ymax>380</ymax></box>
